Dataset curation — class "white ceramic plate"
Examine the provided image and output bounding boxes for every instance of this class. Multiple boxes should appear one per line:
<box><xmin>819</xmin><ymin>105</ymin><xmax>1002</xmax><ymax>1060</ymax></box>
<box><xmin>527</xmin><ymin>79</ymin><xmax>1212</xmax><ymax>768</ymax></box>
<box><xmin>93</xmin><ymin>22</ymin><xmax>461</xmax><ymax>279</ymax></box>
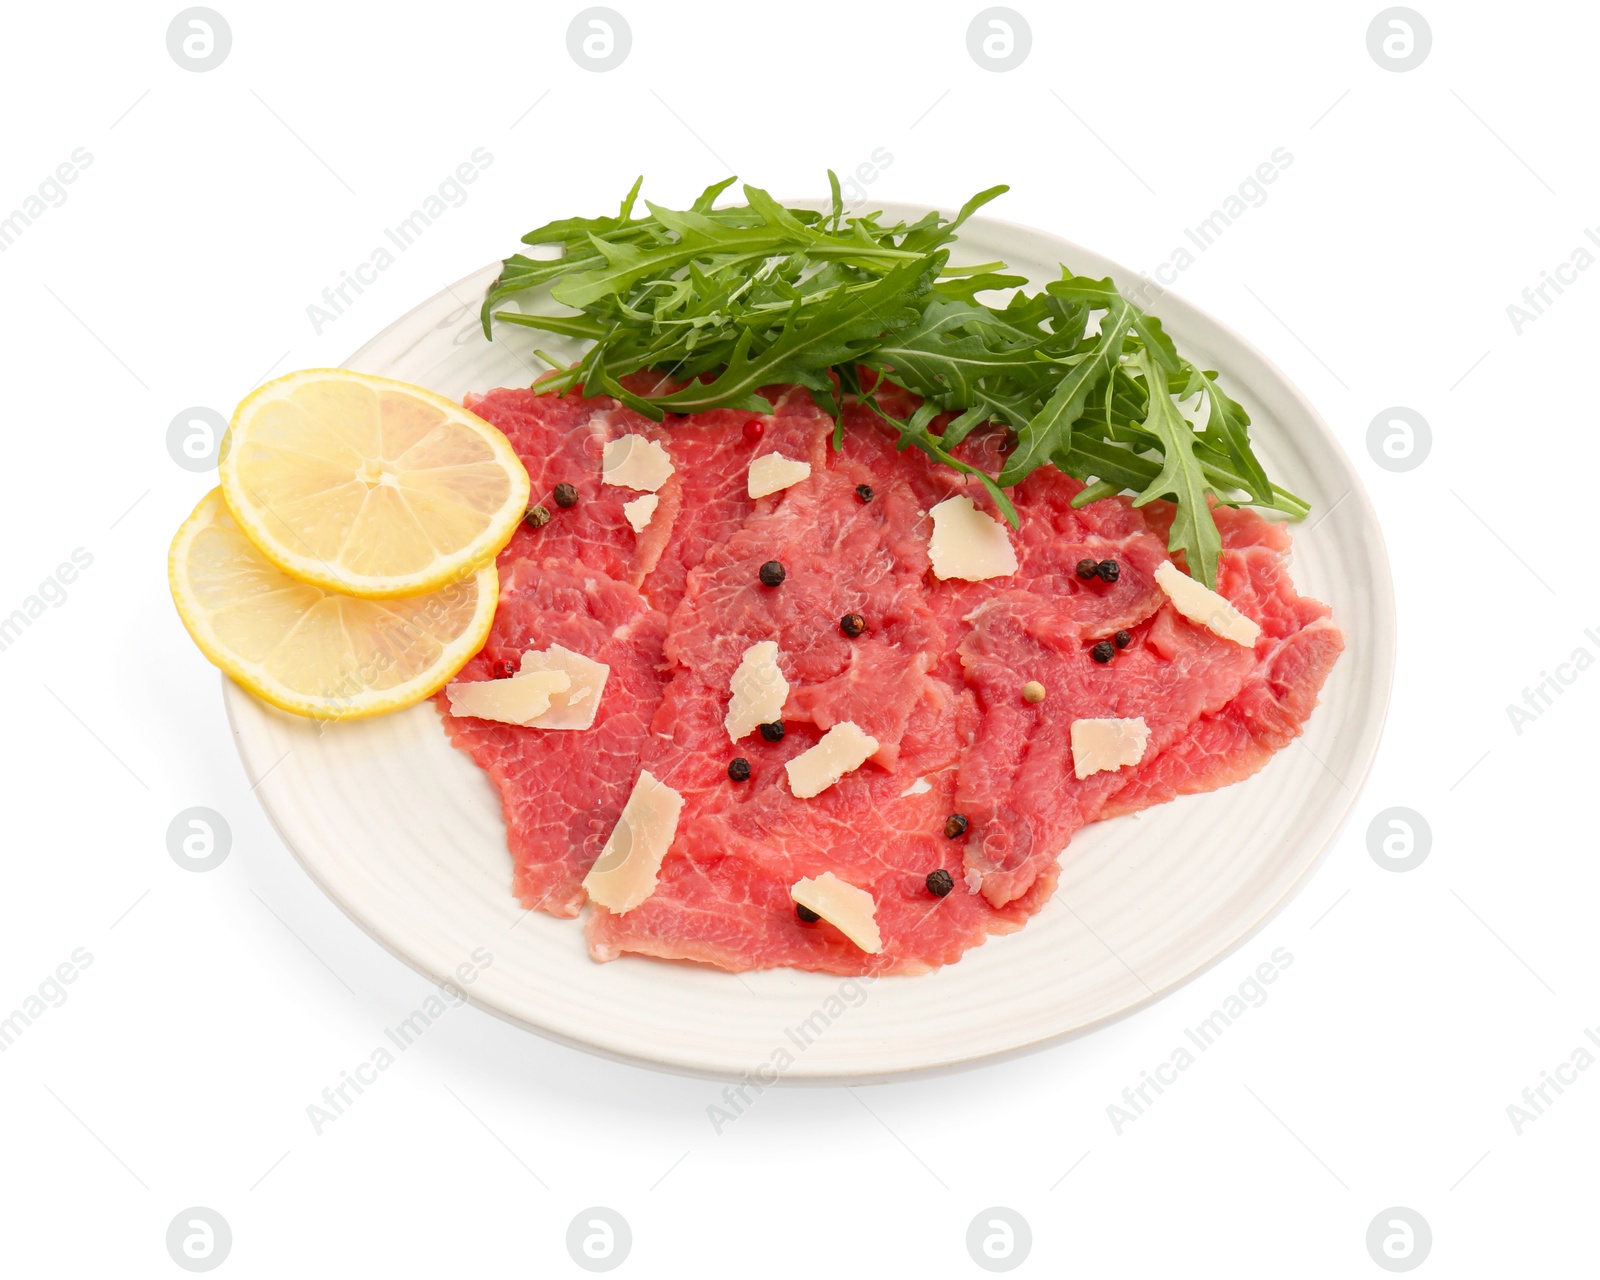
<box><xmin>226</xmin><ymin>204</ymin><xmax>1395</xmax><ymax>1082</ymax></box>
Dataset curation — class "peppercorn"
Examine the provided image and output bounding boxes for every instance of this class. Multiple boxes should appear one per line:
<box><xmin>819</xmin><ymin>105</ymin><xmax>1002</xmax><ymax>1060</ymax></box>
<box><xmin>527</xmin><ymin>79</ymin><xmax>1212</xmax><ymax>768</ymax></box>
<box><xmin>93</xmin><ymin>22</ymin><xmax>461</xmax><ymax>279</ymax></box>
<box><xmin>728</xmin><ymin>757</ymin><xmax>751</xmax><ymax>782</ymax></box>
<box><xmin>1076</xmin><ymin>558</ymin><xmax>1099</xmax><ymax>580</ymax></box>
<box><xmin>856</xmin><ymin>484</ymin><xmax>874</xmax><ymax>503</ymax></box>
<box><xmin>523</xmin><ymin>503</ymin><xmax>551</xmax><ymax>529</ymax></box>
<box><xmin>489</xmin><ymin>657</ymin><xmax>517</xmax><ymax>680</ymax></box>
<box><xmin>552</xmin><ymin>482</ymin><xmax>579</xmax><ymax>509</ymax></box>
<box><xmin>759</xmin><ymin>720</ymin><xmax>786</xmax><ymax>742</ymax></box>
<box><xmin>840</xmin><ymin>613</ymin><xmax>867</xmax><ymax>638</ymax></box>
<box><xmin>796</xmin><ymin>902</ymin><xmax>821</xmax><ymax>923</ymax></box>
<box><xmin>1114</xmin><ymin>629</ymin><xmax>1132</xmax><ymax>649</ymax></box>
<box><xmin>759</xmin><ymin>560</ymin><xmax>786</xmax><ymax>587</ymax></box>
<box><xmin>1022</xmin><ymin>681</ymin><xmax>1047</xmax><ymax>704</ymax></box>
<box><xmin>1091</xmin><ymin>640</ymin><xmax>1115</xmax><ymax>663</ymax></box>
<box><xmin>926</xmin><ymin>868</ymin><xmax>955</xmax><ymax>897</ymax></box>
<box><xmin>743</xmin><ymin>418</ymin><xmax>765</xmax><ymax>442</ymax></box>
<box><xmin>1096</xmin><ymin>559</ymin><xmax>1120</xmax><ymax>583</ymax></box>
<box><xmin>944</xmin><ymin>814</ymin><xmax>969</xmax><ymax>839</ymax></box>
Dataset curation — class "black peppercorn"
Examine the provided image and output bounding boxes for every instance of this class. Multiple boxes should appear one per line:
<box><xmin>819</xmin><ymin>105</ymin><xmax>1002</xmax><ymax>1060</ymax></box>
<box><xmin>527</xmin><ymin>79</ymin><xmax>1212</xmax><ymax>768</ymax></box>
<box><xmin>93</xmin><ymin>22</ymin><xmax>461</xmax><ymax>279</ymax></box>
<box><xmin>1096</xmin><ymin>559</ymin><xmax>1120</xmax><ymax>583</ymax></box>
<box><xmin>759</xmin><ymin>560</ymin><xmax>786</xmax><ymax>587</ymax></box>
<box><xmin>759</xmin><ymin>720</ymin><xmax>786</xmax><ymax>742</ymax></box>
<box><xmin>856</xmin><ymin>484</ymin><xmax>874</xmax><ymax>503</ymax></box>
<box><xmin>1114</xmin><ymin>629</ymin><xmax>1132</xmax><ymax>649</ymax></box>
<box><xmin>943</xmin><ymin>814</ymin><xmax>969</xmax><ymax>839</ymax></box>
<box><xmin>926</xmin><ymin>868</ymin><xmax>955</xmax><ymax>897</ymax></box>
<box><xmin>796</xmin><ymin>903</ymin><xmax>821</xmax><ymax>923</ymax></box>
<box><xmin>840</xmin><ymin>613</ymin><xmax>867</xmax><ymax>638</ymax></box>
<box><xmin>1091</xmin><ymin>640</ymin><xmax>1116</xmax><ymax>663</ymax></box>
<box><xmin>728</xmin><ymin>757</ymin><xmax>751</xmax><ymax>782</ymax></box>
<box><xmin>552</xmin><ymin>482</ymin><xmax>578</xmax><ymax>509</ymax></box>
<box><xmin>1076</xmin><ymin>558</ymin><xmax>1099</xmax><ymax>580</ymax></box>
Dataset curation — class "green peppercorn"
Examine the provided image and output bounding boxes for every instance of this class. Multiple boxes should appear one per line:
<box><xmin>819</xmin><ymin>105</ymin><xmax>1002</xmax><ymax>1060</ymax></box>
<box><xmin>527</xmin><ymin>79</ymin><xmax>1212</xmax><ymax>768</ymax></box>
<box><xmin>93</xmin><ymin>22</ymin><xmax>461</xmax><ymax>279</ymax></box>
<box><xmin>523</xmin><ymin>504</ymin><xmax>551</xmax><ymax>529</ymax></box>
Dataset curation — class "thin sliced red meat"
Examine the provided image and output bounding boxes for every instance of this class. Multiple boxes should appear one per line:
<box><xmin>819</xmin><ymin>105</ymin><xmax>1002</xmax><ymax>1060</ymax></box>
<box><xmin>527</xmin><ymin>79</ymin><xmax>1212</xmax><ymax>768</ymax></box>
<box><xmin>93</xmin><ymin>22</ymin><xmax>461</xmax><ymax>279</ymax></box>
<box><xmin>586</xmin><ymin>676</ymin><xmax>1060</xmax><ymax>975</ymax></box>
<box><xmin>466</xmin><ymin>388</ymin><xmax>682</xmax><ymax>591</ymax></box>
<box><xmin>442</xmin><ymin>380</ymin><xmax>1344</xmax><ymax>974</ymax></box>
<box><xmin>952</xmin><ymin>505</ymin><xmax>1338</xmax><ymax>907</ymax></box>
<box><xmin>435</xmin><ymin>557</ymin><xmax>668</xmax><ymax>916</ymax></box>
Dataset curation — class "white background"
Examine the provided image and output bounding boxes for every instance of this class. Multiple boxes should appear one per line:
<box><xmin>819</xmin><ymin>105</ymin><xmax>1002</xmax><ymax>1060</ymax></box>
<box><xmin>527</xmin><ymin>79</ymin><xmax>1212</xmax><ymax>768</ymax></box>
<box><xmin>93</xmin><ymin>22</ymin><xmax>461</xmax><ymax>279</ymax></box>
<box><xmin>2</xmin><ymin>0</ymin><xmax>1595</xmax><ymax>1274</ymax></box>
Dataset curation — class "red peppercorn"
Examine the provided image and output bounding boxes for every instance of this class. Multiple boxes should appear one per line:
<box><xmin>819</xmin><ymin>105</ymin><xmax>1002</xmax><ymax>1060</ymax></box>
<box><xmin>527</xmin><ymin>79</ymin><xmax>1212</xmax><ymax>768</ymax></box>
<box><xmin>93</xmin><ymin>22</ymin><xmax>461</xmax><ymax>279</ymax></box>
<box><xmin>743</xmin><ymin>418</ymin><xmax>766</xmax><ymax>442</ymax></box>
<box><xmin>489</xmin><ymin>657</ymin><xmax>518</xmax><ymax>680</ymax></box>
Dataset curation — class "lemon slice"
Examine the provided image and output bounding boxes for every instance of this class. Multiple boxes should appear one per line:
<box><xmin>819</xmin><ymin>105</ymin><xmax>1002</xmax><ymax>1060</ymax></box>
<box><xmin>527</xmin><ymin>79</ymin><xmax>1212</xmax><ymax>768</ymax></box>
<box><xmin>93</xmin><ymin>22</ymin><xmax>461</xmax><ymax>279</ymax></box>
<box><xmin>218</xmin><ymin>368</ymin><xmax>530</xmax><ymax>598</ymax></box>
<box><xmin>170</xmin><ymin>489</ymin><xmax>498</xmax><ymax>720</ymax></box>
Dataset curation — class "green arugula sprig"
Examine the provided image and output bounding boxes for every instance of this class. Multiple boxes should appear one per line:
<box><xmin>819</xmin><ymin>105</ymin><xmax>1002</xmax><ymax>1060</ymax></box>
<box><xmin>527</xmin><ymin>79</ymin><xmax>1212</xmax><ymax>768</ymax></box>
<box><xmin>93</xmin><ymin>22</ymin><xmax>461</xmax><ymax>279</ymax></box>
<box><xmin>481</xmin><ymin>175</ymin><xmax>1307</xmax><ymax>587</ymax></box>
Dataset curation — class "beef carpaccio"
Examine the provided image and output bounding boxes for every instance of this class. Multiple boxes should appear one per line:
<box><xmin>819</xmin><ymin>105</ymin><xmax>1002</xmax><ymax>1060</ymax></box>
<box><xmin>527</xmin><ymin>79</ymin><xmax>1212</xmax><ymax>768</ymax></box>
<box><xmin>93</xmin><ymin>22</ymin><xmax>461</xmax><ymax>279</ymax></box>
<box><xmin>437</xmin><ymin>380</ymin><xmax>1343</xmax><ymax>976</ymax></box>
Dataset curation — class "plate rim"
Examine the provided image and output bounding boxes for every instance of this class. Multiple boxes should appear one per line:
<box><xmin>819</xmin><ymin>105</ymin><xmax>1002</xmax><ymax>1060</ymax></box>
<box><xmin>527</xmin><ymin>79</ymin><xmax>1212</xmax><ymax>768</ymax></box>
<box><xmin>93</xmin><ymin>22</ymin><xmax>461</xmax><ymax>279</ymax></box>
<box><xmin>224</xmin><ymin>203</ymin><xmax>1396</xmax><ymax>1082</ymax></box>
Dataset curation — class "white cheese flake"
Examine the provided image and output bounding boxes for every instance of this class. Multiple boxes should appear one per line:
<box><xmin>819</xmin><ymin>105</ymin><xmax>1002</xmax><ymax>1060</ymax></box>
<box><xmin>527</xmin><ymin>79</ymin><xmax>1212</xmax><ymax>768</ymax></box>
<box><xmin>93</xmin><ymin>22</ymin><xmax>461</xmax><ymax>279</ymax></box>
<box><xmin>582</xmin><ymin>770</ymin><xmax>685</xmax><ymax>914</ymax></box>
<box><xmin>899</xmin><ymin>776</ymin><xmax>933</xmax><ymax>798</ymax></box>
<box><xmin>724</xmin><ymin>640</ymin><xmax>789</xmax><ymax>742</ymax></box>
<box><xmin>622</xmin><ymin>493</ymin><xmax>659</xmax><ymax>533</ymax></box>
<box><xmin>601</xmin><ymin>434</ymin><xmax>674</xmax><ymax>492</ymax></box>
<box><xmin>515</xmin><ymin>643</ymin><xmax>611</xmax><ymax>730</ymax></box>
<box><xmin>927</xmin><ymin>494</ymin><xmax>1017</xmax><ymax>582</ymax></box>
<box><xmin>747</xmin><ymin>451</ymin><xmax>812</xmax><ymax>499</ymax></box>
<box><xmin>785</xmin><ymin>722</ymin><xmax>880</xmax><ymax>799</ymax></box>
<box><xmin>446</xmin><ymin>669</ymin><xmax>570</xmax><ymax>725</ymax></box>
<box><xmin>790</xmin><ymin>872</ymin><xmax>882</xmax><ymax>953</ymax></box>
<box><xmin>1070</xmin><ymin>716</ymin><xmax>1151</xmax><ymax>779</ymax></box>
<box><xmin>1153</xmin><ymin>561</ymin><xmax>1261</xmax><ymax>648</ymax></box>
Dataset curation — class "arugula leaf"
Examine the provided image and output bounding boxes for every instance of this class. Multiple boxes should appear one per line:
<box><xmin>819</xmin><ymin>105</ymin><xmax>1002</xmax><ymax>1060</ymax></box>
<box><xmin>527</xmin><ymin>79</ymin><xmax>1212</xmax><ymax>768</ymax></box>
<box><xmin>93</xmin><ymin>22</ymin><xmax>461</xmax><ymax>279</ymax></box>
<box><xmin>481</xmin><ymin>177</ymin><xmax>1307</xmax><ymax>586</ymax></box>
<box><xmin>1127</xmin><ymin>349</ymin><xmax>1223</xmax><ymax>588</ymax></box>
<box><xmin>998</xmin><ymin>296</ymin><xmax>1133</xmax><ymax>485</ymax></box>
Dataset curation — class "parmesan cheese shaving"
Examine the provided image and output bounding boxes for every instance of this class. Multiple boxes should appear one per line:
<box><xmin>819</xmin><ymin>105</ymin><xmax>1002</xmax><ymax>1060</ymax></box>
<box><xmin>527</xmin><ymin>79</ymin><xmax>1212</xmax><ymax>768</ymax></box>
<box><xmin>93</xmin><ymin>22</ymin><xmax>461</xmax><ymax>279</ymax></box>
<box><xmin>446</xmin><ymin>669</ymin><xmax>571</xmax><ymax>725</ymax></box>
<box><xmin>724</xmin><ymin>640</ymin><xmax>789</xmax><ymax>742</ymax></box>
<box><xmin>1070</xmin><ymin>716</ymin><xmax>1151</xmax><ymax>779</ymax></box>
<box><xmin>747</xmin><ymin>452</ymin><xmax>812</xmax><ymax>499</ymax></box>
<box><xmin>601</xmin><ymin>434</ymin><xmax>674</xmax><ymax>492</ymax></box>
<box><xmin>790</xmin><ymin>872</ymin><xmax>882</xmax><ymax>953</ymax></box>
<box><xmin>622</xmin><ymin>493</ymin><xmax>659</xmax><ymax>532</ymax></box>
<box><xmin>582</xmin><ymin>771</ymin><xmax>684</xmax><ymax>914</ymax></box>
<box><xmin>927</xmin><ymin>494</ymin><xmax>1017</xmax><ymax>581</ymax></box>
<box><xmin>785</xmin><ymin>722</ymin><xmax>879</xmax><ymax>799</ymax></box>
<box><xmin>515</xmin><ymin>644</ymin><xmax>611</xmax><ymax>730</ymax></box>
<box><xmin>1153</xmin><ymin>561</ymin><xmax>1261</xmax><ymax>648</ymax></box>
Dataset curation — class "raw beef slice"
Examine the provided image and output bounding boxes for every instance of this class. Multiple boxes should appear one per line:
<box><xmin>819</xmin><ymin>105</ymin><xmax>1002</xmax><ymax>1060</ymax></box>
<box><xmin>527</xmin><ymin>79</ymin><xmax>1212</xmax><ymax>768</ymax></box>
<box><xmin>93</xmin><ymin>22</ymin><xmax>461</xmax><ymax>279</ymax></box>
<box><xmin>436</xmin><ymin>557</ymin><xmax>668</xmax><ymax>916</ymax></box>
